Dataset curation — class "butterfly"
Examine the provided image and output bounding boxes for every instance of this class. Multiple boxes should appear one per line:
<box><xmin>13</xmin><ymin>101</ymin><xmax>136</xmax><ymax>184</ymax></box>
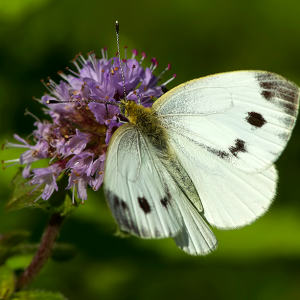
<box><xmin>103</xmin><ymin>71</ymin><xmax>299</xmax><ymax>255</ymax></box>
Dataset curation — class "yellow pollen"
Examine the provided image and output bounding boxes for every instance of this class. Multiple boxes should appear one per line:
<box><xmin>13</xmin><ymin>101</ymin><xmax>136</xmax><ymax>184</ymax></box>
<box><xmin>114</xmin><ymin>67</ymin><xmax>119</xmax><ymax>71</ymax></box>
<box><xmin>99</xmin><ymin>171</ymin><xmax>103</xmax><ymax>174</ymax></box>
<box><xmin>65</xmin><ymin>135</ymin><xmax>69</xmax><ymax>138</ymax></box>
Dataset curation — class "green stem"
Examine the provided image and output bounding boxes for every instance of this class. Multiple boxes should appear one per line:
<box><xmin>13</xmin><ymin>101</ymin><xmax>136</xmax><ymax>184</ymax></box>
<box><xmin>16</xmin><ymin>214</ymin><xmax>65</xmax><ymax>290</ymax></box>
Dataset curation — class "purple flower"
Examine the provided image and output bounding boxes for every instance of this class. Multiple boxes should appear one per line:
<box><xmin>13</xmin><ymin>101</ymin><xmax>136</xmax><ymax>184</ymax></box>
<box><xmin>3</xmin><ymin>48</ymin><xmax>176</xmax><ymax>203</ymax></box>
<box><xmin>28</xmin><ymin>163</ymin><xmax>63</xmax><ymax>201</ymax></box>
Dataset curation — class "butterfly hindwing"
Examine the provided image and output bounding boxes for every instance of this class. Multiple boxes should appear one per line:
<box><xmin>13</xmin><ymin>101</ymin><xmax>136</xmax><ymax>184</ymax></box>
<box><xmin>169</xmin><ymin>135</ymin><xmax>277</xmax><ymax>228</ymax></box>
<box><xmin>104</xmin><ymin>123</ymin><xmax>184</xmax><ymax>239</ymax></box>
<box><xmin>153</xmin><ymin>71</ymin><xmax>299</xmax><ymax>173</ymax></box>
<box><xmin>173</xmin><ymin>194</ymin><xmax>218</xmax><ymax>255</ymax></box>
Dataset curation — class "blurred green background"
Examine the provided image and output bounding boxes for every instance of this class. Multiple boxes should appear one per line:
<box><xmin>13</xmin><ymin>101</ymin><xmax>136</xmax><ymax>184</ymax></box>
<box><xmin>1</xmin><ymin>0</ymin><xmax>300</xmax><ymax>299</ymax></box>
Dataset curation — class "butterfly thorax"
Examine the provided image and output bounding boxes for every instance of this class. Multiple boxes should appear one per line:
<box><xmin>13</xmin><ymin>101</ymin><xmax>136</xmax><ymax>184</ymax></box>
<box><xmin>121</xmin><ymin>100</ymin><xmax>169</xmax><ymax>152</ymax></box>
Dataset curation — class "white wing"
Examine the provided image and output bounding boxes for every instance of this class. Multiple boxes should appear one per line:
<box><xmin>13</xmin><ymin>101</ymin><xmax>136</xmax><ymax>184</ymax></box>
<box><xmin>104</xmin><ymin>123</ymin><xmax>182</xmax><ymax>239</ymax></box>
<box><xmin>170</xmin><ymin>135</ymin><xmax>277</xmax><ymax>229</ymax></box>
<box><xmin>152</xmin><ymin>71</ymin><xmax>297</xmax><ymax>229</ymax></box>
<box><xmin>153</xmin><ymin>71</ymin><xmax>299</xmax><ymax>173</ymax></box>
<box><xmin>173</xmin><ymin>195</ymin><xmax>218</xmax><ymax>255</ymax></box>
<box><xmin>104</xmin><ymin>123</ymin><xmax>218</xmax><ymax>254</ymax></box>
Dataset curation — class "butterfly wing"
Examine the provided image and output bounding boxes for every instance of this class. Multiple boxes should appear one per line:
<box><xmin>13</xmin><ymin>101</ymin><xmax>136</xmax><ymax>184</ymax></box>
<box><xmin>153</xmin><ymin>71</ymin><xmax>299</xmax><ymax>173</ymax></box>
<box><xmin>173</xmin><ymin>194</ymin><xmax>218</xmax><ymax>255</ymax></box>
<box><xmin>104</xmin><ymin>123</ymin><xmax>218</xmax><ymax>254</ymax></box>
<box><xmin>153</xmin><ymin>71</ymin><xmax>298</xmax><ymax>229</ymax></box>
<box><xmin>170</xmin><ymin>137</ymin><xmax>277</xmax><ymax>229</ymax></box>
<box><xmin>104</xmin><ymin>123</ymin><xmax>185</xmax><ymax>239</ymax></box>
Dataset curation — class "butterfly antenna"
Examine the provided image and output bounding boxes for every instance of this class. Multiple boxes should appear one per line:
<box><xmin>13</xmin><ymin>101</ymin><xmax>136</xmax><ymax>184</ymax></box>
<box><xmin>115</xmin><ymin>21</ymin><xmax>127</xmax><ymax>100</ymax></box>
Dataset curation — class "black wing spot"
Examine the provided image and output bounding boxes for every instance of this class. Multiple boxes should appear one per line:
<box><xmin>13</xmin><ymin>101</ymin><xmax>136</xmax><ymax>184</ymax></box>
<box><xmin>207</xmin><ymin>147</ymin><xmax>229</xmax><ymax>159</ymax></box>
<box><xmin>260</xmin><ymin>81</ymin><xmax>277</xmax><ymax>89</ymax></box>
<box><xmin>161</xmin><ymin>197</ymin><xmax>168</xmax><ymax>207</ymax></box>
<box><xmin>138</xmin><ymin>197</ymin><xmax>151</xmax><ymax>214</ymax></box>
<box><xmin>261</xmin><ymin>90</ymin><xmax>274</xmax><ymax>100</ymax></box>
<box><xmin>279</xmin><ymin>89</ymin><xmax>298</xmax><ymax>104</ymax></box>
<box><xmin>113</xmin><ymin>195</ymin><xmax>127</xmax><ymax>210</ymax></box>
<box><xmin>229</xmin><ymin>139</ymin><xmax>246</xmax><ymax>157</ymax></box>
<box><xmin>256</xmin><ymin>72</ymin><xmax>299</xmax><ymax>115</ymax></box>
<box><xmin>281</xmin><ymin>116</ymin><xmax>294</xmax><ymax>127</ymax></box>
<box><xmin>246</xmin><ymin>112</ymin><xmax>267</xmax><ymax>128</ymax></box>
<box><xmin>161</xmin><ymin>189</ymin><xmax>172</xmax><ymax>208</ymax></box>
<box><xmin>278</xmin><ymin>131</ymin><xmax>289</xmax><ymax>141</ymax></box>
<box><xmin>113</xmin><ymin>195</ymin><xmax>120</xmax><ymax>209</ymax></box>
<box><xmin>121</xmin><ymin>200</ymin><xmax>128</xmax><ymax>210</ymax></box>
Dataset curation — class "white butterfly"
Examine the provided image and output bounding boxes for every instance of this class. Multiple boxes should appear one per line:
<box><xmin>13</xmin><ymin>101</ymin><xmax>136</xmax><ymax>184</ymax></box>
<box><xmin>104</xmin><ymin>71</ymin><xmax>299</xmax><ymax>255</ymax></box>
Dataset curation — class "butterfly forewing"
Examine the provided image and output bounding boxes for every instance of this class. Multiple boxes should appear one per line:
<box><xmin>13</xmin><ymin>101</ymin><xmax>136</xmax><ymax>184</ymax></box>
<box><xmin>151</xmin><ymin>70</ymin><xmax>297</xmax><ymax>229</ymax></box>
<box><xmin>104</xmin><ymin>123</ymin><xmax>184</xmax><ymax>239</ymax></box>
<box><xmin>153</xmin><ymin>71</ymin><xmax>299</xmax><ymax>173</ymax></box>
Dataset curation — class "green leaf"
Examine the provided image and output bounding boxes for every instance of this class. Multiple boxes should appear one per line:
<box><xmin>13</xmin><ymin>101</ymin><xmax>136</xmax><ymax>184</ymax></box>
<box><xmin>5</xmin><ymin>254</ymin><xmax>33</xmax><ymax>271</ymax></box>
<box><xmin>10</xmin><ymin>291</ymin><xmax>67</xmax><ymax>300</ymax></box>
<box><xmin>0</xmin><ymin>231</ymin><xmax>30</xmax><ymax>265</ymax></box>
<box><xmin>6</xmin><ymin>168</ymin><xmax>80</xmax><ymax>217</ymax></box>
<box><xmin>0</xmin><ymin>265</ymin><xmax>15</xmax><ymax>299</ymax></box>
<box><xmin>6</xmin><ymin>168</ymin><xmax>45</xmax><ymax>212</ymax></box>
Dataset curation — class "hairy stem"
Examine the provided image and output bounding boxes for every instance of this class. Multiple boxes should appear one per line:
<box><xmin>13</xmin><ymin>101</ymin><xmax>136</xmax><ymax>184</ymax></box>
<box><xmin>16</xmin><ymin>214</ymin><xmax>65</xmax><ymax>290</ymax></box>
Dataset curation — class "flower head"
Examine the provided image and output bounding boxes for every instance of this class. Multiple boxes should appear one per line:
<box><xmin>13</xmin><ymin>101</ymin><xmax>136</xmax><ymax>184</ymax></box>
<box><xmin>3</xmin><ymin>48</ymin><xmax>176</xmax><ymax>203</ymax></box>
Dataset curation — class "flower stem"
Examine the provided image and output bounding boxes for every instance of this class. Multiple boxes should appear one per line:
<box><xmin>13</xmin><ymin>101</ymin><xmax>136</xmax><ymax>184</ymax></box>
<box><xmin>16</xmin><ymin>213</ymin><xmax>66</xmax><ymax>290</ymax></box>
